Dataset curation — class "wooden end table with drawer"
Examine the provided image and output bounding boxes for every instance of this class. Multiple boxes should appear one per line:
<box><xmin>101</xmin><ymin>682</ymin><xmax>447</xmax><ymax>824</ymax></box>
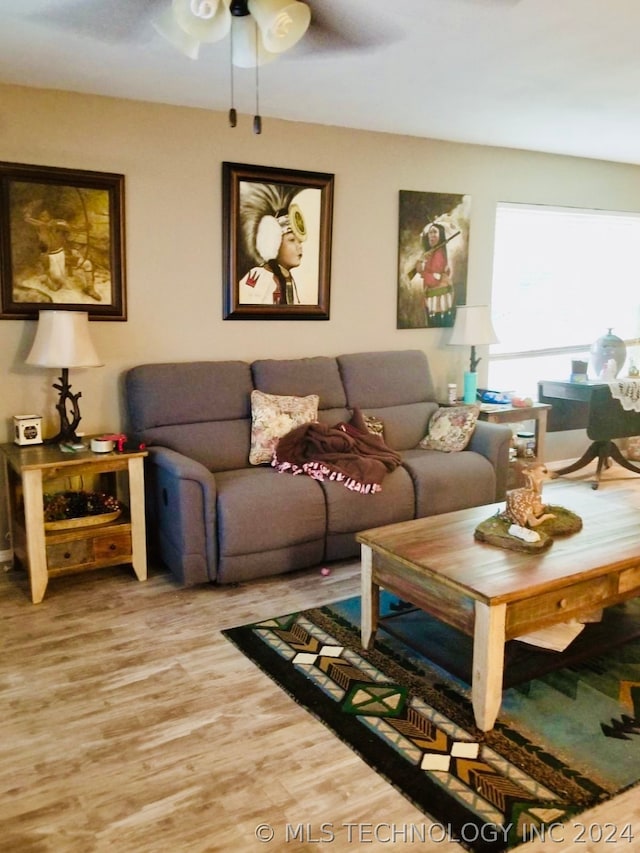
<box><xmin>1</xmin><ymin>439</ymin><xmax>148</xmax><ymax>603</ymax></box>
<box><xmin>357</xmin><ymin>485</ymin><xmax>640</xmax><ymax>731</ymax></box>
<box><xmin>477</xmin><ymin>401</ymin><xmax>551</xmax><ymax>463</ymax></box>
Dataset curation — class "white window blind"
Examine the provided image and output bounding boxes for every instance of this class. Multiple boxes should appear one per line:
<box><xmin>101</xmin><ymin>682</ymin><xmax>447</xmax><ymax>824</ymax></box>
<box><xmin>488</xmin><ymin>202</ymin><xmax>640</xmax><ymax>396</ymax></box>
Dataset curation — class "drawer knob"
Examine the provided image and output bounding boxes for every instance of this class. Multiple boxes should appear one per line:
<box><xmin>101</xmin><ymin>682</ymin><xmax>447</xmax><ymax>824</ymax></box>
<box><xmin>558</xmin><ymin>598</ymin><xmax>568</xmax><ymax>609</ymax></box>
<box><xmin>109</xmin><ymin>543</ymin><xmax>117</xmax><ymax>551</ymax></box>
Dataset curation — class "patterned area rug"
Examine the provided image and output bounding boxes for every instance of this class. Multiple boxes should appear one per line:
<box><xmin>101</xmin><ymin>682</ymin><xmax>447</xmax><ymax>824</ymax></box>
<box><xmin>223</xmin><ymin>594</ymin><xmax>640</xmax><ymax>853</ymax></box>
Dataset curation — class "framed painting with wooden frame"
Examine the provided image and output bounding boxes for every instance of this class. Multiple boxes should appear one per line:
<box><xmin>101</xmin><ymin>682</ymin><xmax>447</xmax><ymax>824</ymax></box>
<box><xmin>397</xmin><ymin>190</ymin><xmax>471</xmax><ymax>330</ymax></box>
<box><xmin>0</xmin><ymin>161</ymin><xmax>126</xmax><ymax>320</ymax></box>
<box><xmin>223</xmin><ymin>161</ymin><xmax>334</xmax><ymax>320</ymax></box>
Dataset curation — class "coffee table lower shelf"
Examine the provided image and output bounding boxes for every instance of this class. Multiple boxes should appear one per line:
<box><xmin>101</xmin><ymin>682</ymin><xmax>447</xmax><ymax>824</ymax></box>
<box><xmin>377</xmin><ymin>598</ymin><xmax>640</xmax><ymax>690</ymax></box>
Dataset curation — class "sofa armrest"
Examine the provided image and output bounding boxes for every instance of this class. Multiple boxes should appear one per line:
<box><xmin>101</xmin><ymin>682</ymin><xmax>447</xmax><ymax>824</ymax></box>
<box><xmin>467</xmin><ymin>421</ymin><xmax>513</xmax><ymax>501</ymax></box>
<box><xmin>146</xmin><ymin>446</ymin><xmax>218</xmax><ymax>586</ymax></box>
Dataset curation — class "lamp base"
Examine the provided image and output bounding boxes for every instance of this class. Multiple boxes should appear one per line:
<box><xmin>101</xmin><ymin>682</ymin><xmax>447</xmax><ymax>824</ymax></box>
<box><xmin>45</xmin><ymin>368</ymin><xmax>84</xmax><ymax>445</ymax></box>
<box><xmin>462</xmin><ymin>371</ymin><xmax>478</xmax><ymax>404</ymax></box>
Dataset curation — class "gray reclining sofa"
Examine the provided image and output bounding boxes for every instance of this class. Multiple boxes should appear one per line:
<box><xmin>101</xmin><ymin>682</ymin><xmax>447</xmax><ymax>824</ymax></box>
<box><xmin>125</xmin><ymin>349</ymin><xmax>512</xmax><ymax>586</ymax></box>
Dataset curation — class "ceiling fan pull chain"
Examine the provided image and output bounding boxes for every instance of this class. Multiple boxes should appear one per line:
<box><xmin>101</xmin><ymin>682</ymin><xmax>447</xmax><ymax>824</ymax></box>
<box><xmin>253</xmin><ymin>17</ymin><xmax>262</xmax><ymax>134</ymax></box>
<box><xmin>253</xmin><ymin>66</ymin><xmax>261</xmax><ymax>134</ymax></box>
<box><xmin>229</xmin><ymin>22</ymin><xmax>237</xmax><ymax>127</ymax></box>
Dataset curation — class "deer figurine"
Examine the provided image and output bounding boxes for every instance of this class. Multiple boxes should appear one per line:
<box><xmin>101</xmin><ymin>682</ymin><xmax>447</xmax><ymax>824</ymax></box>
<box><xmin>503</xmin><ymin>464</ymin><xmax>555</xmax><ymax>529</ymax></box>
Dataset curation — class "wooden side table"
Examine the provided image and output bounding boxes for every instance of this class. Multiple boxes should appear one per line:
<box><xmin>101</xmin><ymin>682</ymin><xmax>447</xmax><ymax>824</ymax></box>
<box><xmin>1</xmin><ymin>440</ymin><xmax>148</xmax><ymax>603</ymax></box>
<box><xmin>478</xmin><ymin>402</ymin><xmax>551</xmax><ymax>463</ymax></box>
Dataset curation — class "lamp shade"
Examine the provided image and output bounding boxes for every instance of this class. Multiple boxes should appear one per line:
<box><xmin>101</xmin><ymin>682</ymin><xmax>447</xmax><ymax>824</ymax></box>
<box><xmin>26</xmin><ymin>311</ymin><xmax>103</xmax><ymax>369</ymax></box>
<box><xmin>449</xmin><ymin>305</ymin><xmax>498</xmax><ymax>404</ymax></box>
<box><xmin>449</xmin><ymin>305</ymin><xmax>498</xmax><ymax>347</ymax></box>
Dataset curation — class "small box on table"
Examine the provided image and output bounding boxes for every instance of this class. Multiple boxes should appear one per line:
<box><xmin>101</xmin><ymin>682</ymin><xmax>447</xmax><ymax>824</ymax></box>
<box><xmin>14</xmin><ymin>414</ymin><xmax>43</xmax><ymax>446</ymax></box>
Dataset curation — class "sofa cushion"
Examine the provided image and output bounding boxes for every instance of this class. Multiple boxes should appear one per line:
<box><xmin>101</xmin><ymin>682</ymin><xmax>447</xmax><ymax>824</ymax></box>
<box><xmin>215</xmin><ymin>466</ymin><xmax>327</xmax><ymax>583</ymax></box>
<box><xmin>419</xmin><ymin>405</ymin><xmax>480</xmax><ymax>452</ymax></box>
<box><xmin>249</xmin><ymin>390</ymin><xmax>319</xmax><ymax>465</ymax></box>
<box><xmin>337</xmin><ymin>350</ymin><xmax>438</xmax><ymax>450</ymax></box>
<box><xmin>126</xmin><ymin>361</ymin><xmax>253</xmax><ymax>430</ymax></box>
<box><xmin>321</xmin><ymin>466</ymin><xmax>415</xmax><ymax>561</ymax></box>
<box><xmin>252</xmin><ymin>356</ymin><xmax>348</xmax><ymax>409</ymax></box>
<box><xmin>362</xmin><ymin>402</ymin><xmax>438</xmax><ymax>451</ymax></box>
<box><xmin>402</xmin><ymin>448</ymin><xmax>496</xmax><ymax>516</ymax></box>
<box><xmin>253</xmin><ymin>355</ymin><xmax>350</xmax><ymax>427</ymax></box>
<box><xmin>338</xmin><ymin>350</ymin><xmax>435</xmax><ymax>409</ymax></box>
<box><xmin>139</xmin><ymin>421</ymin><xmax>251</xmax><ymax>472</ymax></box>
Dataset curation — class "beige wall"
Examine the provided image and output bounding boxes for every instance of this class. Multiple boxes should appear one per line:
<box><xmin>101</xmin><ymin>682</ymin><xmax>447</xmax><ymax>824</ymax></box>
<box><xmin>2</xmin><ymin>82</ymin><xmax>640</xmax><ymax>453</ymax></box>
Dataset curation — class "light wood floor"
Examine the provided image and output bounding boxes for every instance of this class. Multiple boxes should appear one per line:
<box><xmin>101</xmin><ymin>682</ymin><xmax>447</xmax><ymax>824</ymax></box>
<box><xmin>2</xmin><ymin>460</ymin><xmax>640</xmax><ymax>853</ymax></box>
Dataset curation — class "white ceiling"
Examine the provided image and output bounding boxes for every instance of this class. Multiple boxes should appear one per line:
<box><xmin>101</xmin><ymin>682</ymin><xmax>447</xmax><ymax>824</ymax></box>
<box><xmin>2</xmin><ymin>0</ymin><xmax>640</xmax><ymax>165</ymax></box>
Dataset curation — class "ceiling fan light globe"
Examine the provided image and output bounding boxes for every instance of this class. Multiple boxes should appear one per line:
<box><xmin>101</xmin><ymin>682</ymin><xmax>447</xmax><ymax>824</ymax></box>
<box><xmin>189</xmin><ymin>0</ymin><xmax>218</xmax><ymax>19</ymax></box>
<box><xmin>231</xmin><ymin>15</ymin><xmax>277</xmax><ymax>67</ymax></box>
<box><xmin>247</xmin><ymin>0</ymin><xmax>310</xmax><ymax>54</ymax></box>
<box><xmin>153</xmin><ymin>6</ymin><xmax>201</xmax><ymax>58</ymax></box>
<box><xmin>172</xmin><ymin>0</ymin><xmax>232</xmax><ymax>43</ymax></box>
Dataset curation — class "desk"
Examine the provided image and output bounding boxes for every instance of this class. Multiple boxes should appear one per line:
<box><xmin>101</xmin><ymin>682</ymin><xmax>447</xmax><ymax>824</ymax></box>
<box><xmin>538</xmin><ymin>380</ymin><xmax>640</xmax><ymax>488</ymax></box>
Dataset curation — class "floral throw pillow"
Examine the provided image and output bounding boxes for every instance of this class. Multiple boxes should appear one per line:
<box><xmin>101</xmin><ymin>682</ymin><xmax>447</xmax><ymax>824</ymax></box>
<box><xmin>363</xmin><ymin>414</ymin><xmax>385</xmax><ymax>438</ymax></box>
<box><xmin>419</xmin><ymin>405</ymin><xmax>479</xmax><ymax>452</ymax></box>
<box><xmin>349</xmin><ymin>407</ymin><xmax>384</xmax><ymax>439</ymax></box>
<box><xmin>249</xmin><ymin>390</ymin><xmax>319</xmax><ymax>465</ymax></box>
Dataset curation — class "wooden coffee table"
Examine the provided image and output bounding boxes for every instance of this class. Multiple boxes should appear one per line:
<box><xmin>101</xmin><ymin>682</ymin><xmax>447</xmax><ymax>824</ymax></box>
<box><xmin>358</xmin><ymin>486</ymin><xmax>640</xmax><ymax>731</ymax></box>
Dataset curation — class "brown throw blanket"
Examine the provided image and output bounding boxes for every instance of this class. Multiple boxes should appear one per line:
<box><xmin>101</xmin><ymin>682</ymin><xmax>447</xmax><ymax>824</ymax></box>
<box><xmin>272</xmin><ymin>409</ymin><xmax>401</xmax><ymax>494</ymax></box>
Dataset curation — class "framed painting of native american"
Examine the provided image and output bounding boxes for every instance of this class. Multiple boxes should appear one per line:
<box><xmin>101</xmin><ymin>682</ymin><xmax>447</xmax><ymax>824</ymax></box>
<box><xmin>223</xmin><ymin>162</ymin><xmax>334</xmax><ymax>320</ymax></box>
<box><xmin>0</xmin><ymin>161</ymin><xmax>126</xmax><ymax>320</ymax></box>
<box><xmin>397</xmin><ymin>190</ymin><xmax>471</xmax><ymax>329</ymax></box>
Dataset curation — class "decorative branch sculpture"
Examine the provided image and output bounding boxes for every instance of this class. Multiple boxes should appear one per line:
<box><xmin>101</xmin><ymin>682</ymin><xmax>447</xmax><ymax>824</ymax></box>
<box><xmin>50</xmin><ymin>368</ymin><xmax>83</xmax><ymax>444</ymax></box>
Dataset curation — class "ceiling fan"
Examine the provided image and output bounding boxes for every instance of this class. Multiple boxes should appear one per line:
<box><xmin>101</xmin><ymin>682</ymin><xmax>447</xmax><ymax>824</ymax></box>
<box><xmin>27</xmin><ymin>0</ymin><xmax>517</xmax><ymax>133</ymax></box>
<box><xmin>149</xmin><ymin>0</ymin><xmax>325</xmax><ymax>132</ymax></box>
<box><xmin>154</xmin><ymin>0</ymin><xmax>311</xmax><ymax>66</ymax></box>
<box><xmin>34</xmin><ymin>0</ymin><xmax>398</xmax><ymax>58</ymax></box>
<box><xmin>29</xmin><ymin>0</ymin><xmax>401</xmax><ymax>135</ymax></box>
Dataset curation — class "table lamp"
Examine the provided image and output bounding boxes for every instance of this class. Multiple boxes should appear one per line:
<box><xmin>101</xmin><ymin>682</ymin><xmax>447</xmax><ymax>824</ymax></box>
<box><xmin>448</xmin><ymin>305</ymin><xmax>498</xmax><ymax>404</ymax></box>
<box><xmin>26</xmin><ymin>310</ymin><xmax>103</xmax><ymax>445</ymax></box>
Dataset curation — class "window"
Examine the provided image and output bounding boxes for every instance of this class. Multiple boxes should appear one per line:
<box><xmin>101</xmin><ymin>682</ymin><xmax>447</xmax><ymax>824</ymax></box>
<box><xmin>488</xmin><ymin>202</ymin><xmax>640</xmax><ymax>398</ymax></box>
